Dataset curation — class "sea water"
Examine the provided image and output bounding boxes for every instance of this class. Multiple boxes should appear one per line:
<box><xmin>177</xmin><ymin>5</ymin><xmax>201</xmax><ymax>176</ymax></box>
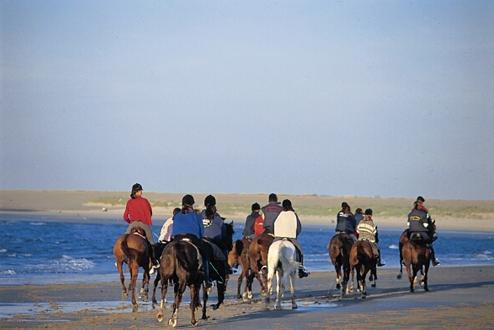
<box><xmin>1</xmin><ymin>214</ymin><xmax>493</xmax><ymax>285</ymax></box>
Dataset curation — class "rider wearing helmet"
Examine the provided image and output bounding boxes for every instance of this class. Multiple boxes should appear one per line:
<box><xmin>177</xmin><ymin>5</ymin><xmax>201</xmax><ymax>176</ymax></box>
<box><xmin>356</xmin><ymin>208</ymin><xmax>385</xmax><ymax>267</ymax></box>
<box><xmin>407</xmin><ymin>196</ymin><xmax>440</xmax><ymax>266</ymax></box>
<box><xmin>335</xmin><ymin>202</ymin><xmax>357</xmax><ymax>241</ymax></box>
<box><xmin>273</xmin><ymin>199</ymin><xmax>309</xmax><ymax>278</ymax></box>
<box><xmin>172</xmin><ymin>194</ymin><xmax>212</xmax><ymax>287</ymax></box>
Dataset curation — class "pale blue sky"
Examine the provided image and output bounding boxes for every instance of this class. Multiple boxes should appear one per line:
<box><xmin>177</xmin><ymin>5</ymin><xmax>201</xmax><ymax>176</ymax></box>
<box><xmin>1</xmin><ymin>0</ymin><xmax>493</xmax><ymax>199</ymax></box>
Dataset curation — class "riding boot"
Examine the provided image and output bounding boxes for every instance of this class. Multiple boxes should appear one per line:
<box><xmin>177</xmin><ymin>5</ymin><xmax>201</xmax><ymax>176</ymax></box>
<box><xmin>297</xmin><ymin>252</ymin><xmax>309</xmax><ymax>278</ymax></box>
<box><xmin>377</xmin><ymin>247</ymin><xmax>385</xmax><ymax>267</ymax></box>
<box><xmin>148</xmin><ymin>243</ymin><xmax>160</xmax><ymax>275</ymax></box>
<box><xmin>429</xmin><ymin>245</ymin><xmax>440</xmax><ymax>266</ymax></box>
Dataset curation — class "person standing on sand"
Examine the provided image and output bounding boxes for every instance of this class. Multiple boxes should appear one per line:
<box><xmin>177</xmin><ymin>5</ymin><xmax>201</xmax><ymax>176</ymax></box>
<box><xmin>262</xmin><ymin>193</ymin><xmax>283</xmax><ymax>235</ymax></box>
<box><xmin>123</xmin><ymin>183</ymin><xmax>159</xmax><ymax>268</ymax></box>
<box><xmin>335</xmin><ymin>202</ymin><xmax>357</xmax><ymax>241</ymax></box>
<box><xmin>407</xmin><ymin>196</ymin><xmax>440</xmax><ymax>266</ymax></box>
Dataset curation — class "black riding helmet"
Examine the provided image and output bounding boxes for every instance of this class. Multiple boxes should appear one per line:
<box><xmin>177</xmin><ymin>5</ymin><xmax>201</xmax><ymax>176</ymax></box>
<box><xmin>130</xmin><ymin>183</ymin><xmax>143</xmax><ymax>198</ymax></box>
<box><xmin>364</xmin><ymin>208</ymin><xmax>373</xmax><ymax>216</ymax></box>
<box><xmin>204</xmin><ymin>195</ymin><xmax>216</xmax><ymax>207</ymax></box>
<box><xmin>182</xmin><ymin>194</ymin><xmax>195</xmax><ymax>206</ymax></box>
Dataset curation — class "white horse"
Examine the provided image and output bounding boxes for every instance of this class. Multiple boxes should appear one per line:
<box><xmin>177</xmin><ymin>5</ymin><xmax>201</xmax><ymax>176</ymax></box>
<box><xmin>266</xmin><ymin>238</ymin><xmax>299</xmax><ymax>310</ymax></box>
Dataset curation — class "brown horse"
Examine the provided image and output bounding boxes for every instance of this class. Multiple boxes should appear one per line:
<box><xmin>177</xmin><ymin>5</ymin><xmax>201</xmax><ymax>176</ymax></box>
<box><xmin>401</xmin><ymin>234</ymin><xmax>431</xmax><ymax>292</ymax></box>
<box><xmin>349</xmin><ymin>240</ymin><xmax>378</xmax><ymax>298</ymax></box>
<box><xmin>113</xmin><ymin>226</ymin><xmax>152</xmax><ymax>311</ymax></box>
<box><xmin>228</xmin><ymin>238</ymin><xmax>254</xmax><ymax>301</ymax></box>
<box><xmin>396</xmin><ymin>230</ymin><xmax>409</xmax><ymax>279</ymax></box>
<box><xmin>246</xmin><ymin>233</ymin><xmax>274</xmax><ymax>300</ymax></box>
<box><xmin>154</xmin><ymin>238</ymin><xmax>205</xmax><ymax>327</ymax></box>
<box><xmin>328</xmin><ymin>233</ymin><xmax>354</xmax><ymax>296</ymax></box>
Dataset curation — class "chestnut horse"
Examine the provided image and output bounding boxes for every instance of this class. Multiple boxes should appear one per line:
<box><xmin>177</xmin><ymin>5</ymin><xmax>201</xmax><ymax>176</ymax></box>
<box><xmin>401</xmin><ymin>234</ymin><xmax>431</xmax><ymax>292</ymax></box>
<box><xmin>246</xmin><ymin>233</ymin><xmax>274</xmax><ymax>299</ymax></box>
<box><xmin>228</xmin><ymin>238</ymin><xmax>255</xmax><ymax>301</ymax></box>
<box><xmin>113</xmin><ymin>226</ymin><xmax>152</xmax><ymax>311</ymax></box>
<box><xmin>349</xmin><ymin>240</ymin><xmax>378</xmax><ymax>298</ymax></box>
<box><xmin>328</xmin><ymin>233</ymin><xmax>354</xmax><ymax>296</ymax></box>
<box><xmin>154</xmin><ymin>238</ymin><xmax>205</xmax><ymax>327</ymax></box>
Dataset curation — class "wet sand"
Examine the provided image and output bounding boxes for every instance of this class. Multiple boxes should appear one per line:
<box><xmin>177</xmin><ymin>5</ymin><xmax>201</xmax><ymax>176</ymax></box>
<box><xmin>1</xmin><ymin>266</ymin><xmax>493</xmax><ymax>329</ymax></box>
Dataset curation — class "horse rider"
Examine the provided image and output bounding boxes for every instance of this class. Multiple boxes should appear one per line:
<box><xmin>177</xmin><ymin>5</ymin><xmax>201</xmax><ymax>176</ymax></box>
<box><xmin>172</xmin><ymin>194</ymin><xmax>212</xmax><ymax>288</ymax></box>
<box><xmin>335</xmin><ymin>202</ymin><xmax>357</xmax><ymax>241</ymax></box>
<box><xmin>200</xmin><ymin>195</ymin><xmax>232</xmax><ymax>274</ymax></box>
<box><xmin>273</xmin><ymin>199</ymin><xmax>310</xmax><ymax>278</ymax></box>
<box><xmin>123</xmin><ymin>183</ymin><xmax>159</xmax><ymax>269</ymax></box>
<box><xmin>153</xmin><ymin>207</ymin><xmax>180</xmax><ymax>269</ymax></box>
<box><xmin>262</xmin><ymin>193</ymin><xmax>283</xmax><ymax>235</ymax></box>
<box><xmin>356</xmin><ymin>208</ymin><xmax>385</xmax><ymax>267</ymax></box>
<box><xmin>407</xmin><ymin>196</ymin><xmax>440</xmax><ymax>266</ymax></box>
<box><xmin>243</xmin><ymin>202</ymin><xmax>261</xmax><ymax>239</ymax></box>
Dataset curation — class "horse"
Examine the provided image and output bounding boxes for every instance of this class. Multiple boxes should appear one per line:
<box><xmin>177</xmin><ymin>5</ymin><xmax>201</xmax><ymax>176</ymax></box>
<box><xmin>401</xmin><ymin>233</ymin><xmax>432</xmax><ymax>292</ymax></box>
<box><xmin>349</xmin><ymin>240</ymin><xmax>378</xmax><ymax>299</ymax></box>
<box><xmin>113</xmin><ymin>226</ymin><xmax>152</xmax><ymax>311</ymax></box>
<box><xmin>246</xmin><ymin>233</ymin><xmax>274</xmax><ymax>299</ymax></box>
<box><xmin>203</xmin><ymin>221</ymin><xmax>235</xmax><ymax>310</ymax></box>
<box><xmin>265</xmin><ymin>238</ymin><xmax>299</xmax><ymax>310</ymax></box>
<box><xmin>328</xmin><ymin>233</ymin><xmax>355</xmax><ymax>296</ymax></box>
<box><xmin>154</xmin><ymin>238</ymin><xmax>204</xmax><ymax>327</ymax></box>
<box><xmin>228</xmin><ymin>238</ymin><xmax>255</xmax><ymax>301</ymax></box>
<box><xmin>397</xmin><ymin>220</ymin><xmax>436</xmax><ymax>280</ymax></box>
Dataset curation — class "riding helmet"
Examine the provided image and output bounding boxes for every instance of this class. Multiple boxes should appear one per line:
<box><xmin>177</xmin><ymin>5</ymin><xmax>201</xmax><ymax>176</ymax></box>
<box><xmin>182</xmin><ymin>194</ymin><xmax>195</xmax><ymax>206</ymax></box>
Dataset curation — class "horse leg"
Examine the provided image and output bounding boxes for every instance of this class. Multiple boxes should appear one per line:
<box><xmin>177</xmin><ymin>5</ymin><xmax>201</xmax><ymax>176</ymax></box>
<box><xmin>244</xmin><ymin>272</ymin><xmax>254</xmax><ymax>302</ymax></box>
<box><xmin>130</xmin><ymin>262</ymin><xmax>139</xmax><ymax>311</ymax></box>
<box><xmin>213</xmin><ymin>270</ymin><xmax>226</xmax><ymax>310</ymax></box>
<box><xmin>411</xmin><ymin>264</ymin><xmax>420</xmax><ymax>293</ymax></box>
<box><xmin>156</xmin><ymin>276</ymin><xmax>168</xmax><ymax>322</ymax></box>
<box><xmin>140</xmin><ymin>266</ymin><xmax>150</xmax><ymax>301</ymax></box>
<box><xmin>405</xmin><ymin>262</ymin><xmax>414</xmax><ymax>292</ymax></box>
<box><xmin>152</xmin><ymin>272</ymin><xmax>161</xmax><ymax>307</ymax></box>
<box><xmin>289</xmin><ymin>273</ymin><xmax>297</xmax><ymax>310</ymax></box>
<box><xmin>169</xmin><ymin>282</ymin><xmax>185</xmax><ymax>328</ymax></box>
<box><xmin>201</xmin><ymin>282</ymin><xmax>209</xmax><ymax>320</ymax></box>
<box><xmin>423</xmin><ymin>262</ymin><xmax>430</xmax><ymax>292</ymax></box>
<box><xmin>397</xmin><ymin>242</ymin><xmax>403</xmax><ymax>279</ymax></box>
<box><xmin>237</xmin><ymin>269</ymin><xmax>244</xmax><ymax>299</ymax></box>
<box><xmin>361</xmin><ymin>267</ymin><xmax>369</xmax><ymax>298</ymax></box>
<box><xmin>117</xmin><ymin>260</ymin><xmax>127</xmax><ymax>297</ymax></box>
<box><xmin>275</xmin><ymin>270</ymin><xmax>282</xmax><ymax>310</ymax></box>
<box><xmin>335</xmin><ymin>263</ymin><xmax>342</xmax><ymax>290</ymax></box>
<box><xmin>189</xmin><ymin>284</ymin><xmax>198</xmax><ymax>327</ymax></box>
<box><xmin>371</xmin><ymin>263</ymin><xmax>377</xmax><ymax>288</ymax></box>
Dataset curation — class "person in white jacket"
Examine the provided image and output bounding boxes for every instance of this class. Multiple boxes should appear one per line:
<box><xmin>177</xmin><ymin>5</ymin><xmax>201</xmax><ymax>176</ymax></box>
<box><xmin>273</xmin><ymin>199</ymin><xmax>309</xmax><ymax>278</ymax></box>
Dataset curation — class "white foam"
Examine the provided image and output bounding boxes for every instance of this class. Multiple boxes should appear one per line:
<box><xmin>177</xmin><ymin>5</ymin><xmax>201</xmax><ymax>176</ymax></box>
<box><xmin>0</xmin><ymin>248</ymin><xmax>6</xmax><ymax>253</ymax></box>
<box><xmin>1</xmin><ymin>270</ymin><xmax>16</xmax><ymax>275</ymax></box>
<box><xmin>29</xmin><ymin>222</ymin><xmax>46</xmax><ymax>226</ymax></box>
<box><xmin>28</xmin><ymin>255</ymin><xmax>96</xmax><ymax>273</ymax></box>
<box><xmin>388</xmin><ymin>244</ymin><xmax>399</xmax><ymax>249</ymax></box>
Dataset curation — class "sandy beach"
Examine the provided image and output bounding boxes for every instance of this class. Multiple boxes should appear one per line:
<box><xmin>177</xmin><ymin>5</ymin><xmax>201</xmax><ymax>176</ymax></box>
<box><xmin>1</xmin><ymin>266</ymin><xmax>493</xmax><ymax>329</ymax></box>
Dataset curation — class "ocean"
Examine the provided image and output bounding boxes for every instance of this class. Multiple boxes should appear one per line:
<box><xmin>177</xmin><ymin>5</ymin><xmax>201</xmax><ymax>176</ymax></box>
<box><xmin>1</xmin><ymin>214</ymin><xmax>493</xmax><ymax>285</ymax></box>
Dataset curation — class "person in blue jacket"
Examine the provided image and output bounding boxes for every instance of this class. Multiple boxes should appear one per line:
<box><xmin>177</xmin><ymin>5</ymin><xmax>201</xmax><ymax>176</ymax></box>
<box><xmin>172</xmin><ymin>194</ymin><xmax>212</xmax><ymax>287</ymax></box>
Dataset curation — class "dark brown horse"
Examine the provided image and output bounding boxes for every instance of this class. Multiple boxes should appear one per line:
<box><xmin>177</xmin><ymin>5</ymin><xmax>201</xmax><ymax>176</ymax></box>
<box><xmin>246</xmin><ymin>233</ymin><xmax>274</xmax><ymax>300</ymax></box>
<box><xmin>113</xmin><ymin>227</ymin><xmax>152</xmax><ymax>311</ymax></box>
<box><xmin>204</xmin><ymin>221</ymin><xmax>235</xmax><ymax>310</ymax></box>
<box><xmin>349</xmin><ymin>240</ymin><xmax>378</xmax><ymax>298</ymax></box>
<box><xmin>401</xmin><ymin>234</ymin><xmax>431</xmax><ymax>292</ymax></box>
<box><xmin>154</xmin><ymin>238</ymin><xmax>204</xmax><ymax>327</ymax></box>
<box><xmin>396</xmin><ymin>229</ymin><xmax>409</xmax><ymax>279</ymax></box>
<box><xmin>328</xmin><ymin>233</ymin><xmax>354</xmax><ymax>296</ymax></box>
<box><xmin>228</xmin><ymin>238</ymin><xmax>254</xmax><ymax>301</ymax></box>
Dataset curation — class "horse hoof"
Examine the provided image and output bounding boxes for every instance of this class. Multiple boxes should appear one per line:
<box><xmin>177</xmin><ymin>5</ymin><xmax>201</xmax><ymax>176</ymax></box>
<box><xmin>397</xmin><ymin>274</ymin><xmax>402</xmax><ymax>280</ymax></box>
<box><xmin>237</xmin><ymin>294</ymin><xmax>242</xmax><ymax>299</ymax></box>
<box><xmin>132</xmin><ymin>304</ymin><xmax>138</xmax><ymax>313</ymax></box>
<box><xmin>191</xmin><ymin>320</ymin><xmax>198</xmax><ymax>327</ymax></box>
<box><xmin>292</xmin><ymin>304</ymin><xmax>298</xmax><ymax>310</ymax></box>
<box><xmin>274</xmin><ymin>304</ymin><xmax>282</xmax><ymax>310</ymax></box>
<box><xmin>336</xmin><ymin>284</ymin><xmax>341</xmax><ymax>290</ymax></box>
<box><xmin>424</xmin><ymin>287</ymin><xmax>429</xmax><ymax>292</ymax></box>
<box><xmin>157</xmin><ymin>311</ymin><xmax>164</xmax><ymax>322</ymax></box>
<box><xmin>212</xmin><ymin>304</ymin><xmax>219</xmax><ymax>310</ymax></box>
<box><xmin>371</xmin><ymin>283</ymin><xmax>376</xmax><ymax>288</ymax></box>
<box><xmin>361</xmin><ymin>295</ymin><xmax>366</xmax><ymax>300</ymax></box>
<box><xmin>201</xmin><ymin>315</ymin><xmax>209</xmax><ymax>320</ymax></box>
<box><xmin>168</xmin><ymin>318</ymin><xmax>177</xmax><ymax>327</ymax></box>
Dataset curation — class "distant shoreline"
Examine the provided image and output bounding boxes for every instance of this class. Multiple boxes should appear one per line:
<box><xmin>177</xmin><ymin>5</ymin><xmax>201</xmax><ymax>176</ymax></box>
<box><xmin>1</xmin><ymin>189</ymin><xmax>494</xmax><ymax>231</ymax></box>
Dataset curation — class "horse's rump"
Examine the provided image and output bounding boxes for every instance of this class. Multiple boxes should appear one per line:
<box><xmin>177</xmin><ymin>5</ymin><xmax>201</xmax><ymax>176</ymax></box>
<box><xmin>164</xmin><ymin>239</ymin><xmax>203</xmax><ymax>276</ymax></box>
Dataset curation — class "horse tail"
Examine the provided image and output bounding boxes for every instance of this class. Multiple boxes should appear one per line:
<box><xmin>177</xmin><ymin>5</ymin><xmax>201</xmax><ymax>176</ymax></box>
<box><xmin>121</xmin><ymin>235</ymin><xmax>138</xmax><ymax>261</ymax></box>
<box><xmin>174</xmin><ymin>242</ymin><xmax>201</xmax><ymax>274</ymax></box>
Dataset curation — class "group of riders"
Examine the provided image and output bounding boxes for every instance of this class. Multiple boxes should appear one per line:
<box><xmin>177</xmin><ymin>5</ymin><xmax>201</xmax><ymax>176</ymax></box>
<box><xmin>122</xmin><ymin>183</ymin><xmax>440</xmax><ymax>288</ymax></box>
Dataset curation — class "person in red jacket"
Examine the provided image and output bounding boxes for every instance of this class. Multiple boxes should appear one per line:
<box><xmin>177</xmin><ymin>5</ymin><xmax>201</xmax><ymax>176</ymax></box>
<box><xmin>123</xmin><ymin>183</ymin><xmax>155</xmax><ymax>243</ymax></box>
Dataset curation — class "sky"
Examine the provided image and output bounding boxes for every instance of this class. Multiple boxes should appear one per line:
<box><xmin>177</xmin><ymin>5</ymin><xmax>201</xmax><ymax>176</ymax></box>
<box><xmin>1</xmin><ymin>0</ymin><xmax>493</xmax><ymax>200</ymax></box>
